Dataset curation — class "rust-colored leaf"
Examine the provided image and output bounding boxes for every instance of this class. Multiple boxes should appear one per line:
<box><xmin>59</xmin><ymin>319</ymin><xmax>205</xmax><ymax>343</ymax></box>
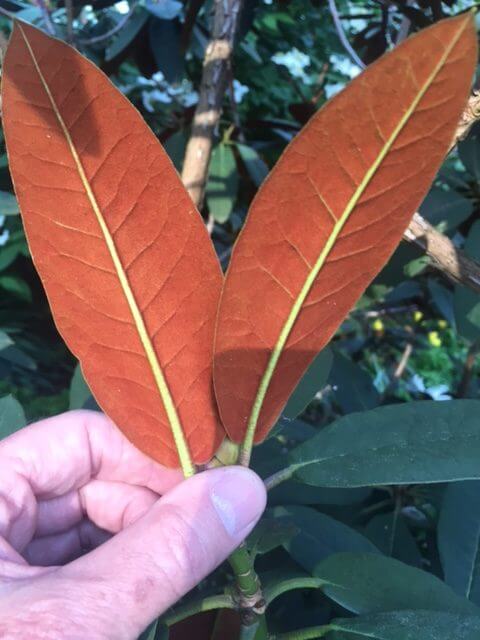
<box><xmin>2</xmin><ymin>22</ymin><xmax>224</xmax><ymax>470</ymax></box>
<box><xmin>214</xmin><ymin>14</ymin><xmax>477</xmax><ymax>453</ymax></box>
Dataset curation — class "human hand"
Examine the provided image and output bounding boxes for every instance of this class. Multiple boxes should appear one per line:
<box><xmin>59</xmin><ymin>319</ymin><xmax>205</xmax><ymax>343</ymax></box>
<box><xmin>0</xmin><ymin>410</ymin><xmax>266</xmax><ymax>639</ymax></box>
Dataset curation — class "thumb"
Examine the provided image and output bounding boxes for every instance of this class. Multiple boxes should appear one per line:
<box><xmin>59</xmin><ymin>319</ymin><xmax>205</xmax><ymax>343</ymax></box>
<box><xmin>58</xmin><ymin>467</ymin><xmax>266</xmax><ymax>639</ymax></box>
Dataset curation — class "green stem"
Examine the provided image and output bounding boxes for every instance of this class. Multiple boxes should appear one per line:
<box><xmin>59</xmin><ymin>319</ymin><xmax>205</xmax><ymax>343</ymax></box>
<box><xmin>271</xmin><ymin>625</ymin><xmax>332</xmax><ymax>640</ymax></box>
<box><xmin>264</xmin><ymin>577</ymin><xmax>325</xmax><ymax>606</ymax></box>
<box><xmin>264</xmin><ymin>466</ymin><xmax>297</xmax><ymax>491</ymax></box>
<box><xmin>228</xmin><ymin>543</ymin><xmax>265</xmax><ymax>640</ymax></box>
<box><xmin>240</xmin><ymin>620</ymin><xmax>261</xmax><ymax>640</ymax></box>
<box><xmin>229</xmin><ymin>543</ymin><xmax>262</xmax><ymax>599</ymax></box>
<box><xmin>164</xmin><ymin>594</ymin><xmax>234</xmax><ymax>627</ymax></box>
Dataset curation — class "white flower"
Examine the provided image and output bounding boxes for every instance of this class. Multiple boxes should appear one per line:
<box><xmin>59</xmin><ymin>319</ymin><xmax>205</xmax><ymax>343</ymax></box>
<box><xmin>0</xmin><ymin>229</ymin><xmax>10</xmax><ymax>246</ymax></box>
<box><xmin>114</xmin><ymin>0</ymin><xmax>130</xmax><ymax>14</ymax></box>
<box><xmin>152</xmin><ymin>71</ymin><xmax>165</xmax><ymax>84</ymax></box>
<box><xmin>233</xmin><ymin>79</ymin><xmax>249</xmax><ymax>103</ymax></box>
<box><xmin>141</xmin><ymin>88</ymin><xmax>172</xmax><ymax>112</ymax></box>
<box><xmin>407</xmin><ymin>374</ymin><xmax>426</xmax><ymax>394</ymax></box>
<box><xmin>137</xmin><ymin>76</ymin><xmax>156</xmax><ymax>87</ymax></box>
<box><xmin>324</xmin><ymin>54</ymin><xmax>362</xmax><ymax>98</ymax></box>
<box><xmin>407</xmin><ymin>375</ymin><xmax>451</xmax><ymax>401</ymax></box>
<box><xmin>425</xmin><ymin>384</ymin><xmax>451</xmax><ymax>401</ymax></box>
<box><xmin>178</xmin><ymin>89</ymin><xmax>198</xmax><ymax>107</ymax></box>
<box><xmin>272</xmin><ymin>48</ymin><xmax>311</xmax><ymax>82</ymax></box>
<box><xmin>329</xmin><ymin>53</ymin><xmax>361</xmax><ymax>79</ymax></box>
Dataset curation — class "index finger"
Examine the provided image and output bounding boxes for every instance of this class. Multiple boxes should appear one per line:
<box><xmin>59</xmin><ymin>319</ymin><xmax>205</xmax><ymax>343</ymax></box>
<box><xmin>0</xmin><ymin>410</ymin><xmax>183</xmax><ymax>499</ymax></box>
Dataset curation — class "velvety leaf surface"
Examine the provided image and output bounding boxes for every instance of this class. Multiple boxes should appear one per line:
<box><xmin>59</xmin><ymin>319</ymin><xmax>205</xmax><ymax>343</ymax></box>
<box><xmin>213</xmin><ymin>15</ymin><xmax>477</xmax><ymax>445</ymax></box>
<box><xmin>2</xmin><ymin>22</ymin><xmax>224</xmax><ymax>468</ymax></box>
<box><xmin>315</xmin><ymin>553</ymin><xmax>478</xmax><ymax>615</ymax></box>
<box><xmin>290</xmin><ymin>401</ymin><xmax>480</xmax><ymax>488</ymax></box>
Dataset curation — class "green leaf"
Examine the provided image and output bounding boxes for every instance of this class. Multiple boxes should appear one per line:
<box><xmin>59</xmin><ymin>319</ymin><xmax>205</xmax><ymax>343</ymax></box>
<box><xmin>163</xmin><ymin>130</ymin><xmax>187</xmax><ymax>172</ymax></box>
<box><xmin>0</xmin><ymin>330</ymin><xmax>13</xmax><ymax>352</ymax></box>
<box><xmin>0</xmin><ymin>395</ymin><xmax>26</xmax><ymax>440</ymax></box>
<box><xmin>459</xmin><ymin>125</ymin><xmax>480</xmax><ymax>181</ymax></box>
<box><xmin>247</xmin><ymin>517</ymin><xmax>299</xmax><ymax>557</ymax></box>
<box><xmin>0</xmin><ymin>232</ymin><xmax>28</xmax><ymax>271</ymax></box>
<box><xmin>274</xmin><ymin>506</ymin><xmax>379</xmax><ymax>572</ymax></box>
<box><xmin>290</xmin><ymin>400</ymin><xmax>480</xmax><ymax>488</ymax></box>
<box><xmin>438</xmin><ymin>481</ymin><xmax>480</xmax><ymax>605</ymax></box>
<box><xmin>0</xmin><ymin>275</ymin><xmax>32</xmax><ymax>301</ymax></box>
<box><xmin>283</xmin><ymin>347</ymin><xmax>332</xmax><ymax>419</ymax></box>
<box><xmin>385</xmin><ymin>281</ymin><xmax>421</xmax><ymax>304</ymax></box>
<box><xmin>365</xmin><ymin>512</ymin><xmax>422</xmax><ymax>568</ymax></box>
<box><xmin>455</xmin><ymin>221</ymin><xmax>480</xmax><ymax>343</ymax></box>
<box><xmin>403</xmin><ymin>255</ymin><xmax>429</xmax><ymax>277</ymax></box>
<box><xmin>428</xmin><ymin>279</ymin><xmax>456</xmax><ymax>329</ymax></box>
<box><xmin>329</xmin><ymin>610</ymin><xmax>480</xmax><ymax>639</ymax></box>
<box><xmin>235</xmin><ymin>143</ymin><xmax>269</xmax><ymax>187</ymax></box>
<box><xmin>329</xmin><ymin>350</ymin><xmax>380</xmax><ymax>414</ymax></box>
<box><xmin>69</xmin><ymin>364</ymin><xmax>99</xmax><ymax>411</ymax></box>
<box><xmin>419</xmin><ymin>186</ymin><xmax>473</xmax><ymax>231</ymax></box>
<box><xmin>69</xmin><ymin>363</ymin><xmax>93</xmax><ymax>410</ymax></box>
<box><xmin>206</xmin><ymin>144</ymin><xmax>238</xmax><ymax>223</ymax></box>
<box><xmin>315</xmin><ymin>553</ymin><xmax>478</xmax><ymax>615</ymax></box>
<box><xmin>105</xmin><ymin>9</ymin><xmax>149</xmax><ymax>61</ymax></box>
<box><xmin>137</xmin><ymin>619</ymin><xmax>168</xmax><ymax>639</ymax></box>
<box><xmin>269</xmin><ymin>482</ymin><xmax>371</xmax><ymax>507</ymax></box>
<box><xmin>149</xmin><ymin>18</ymin><xmax>184</xmax><ymax>83</ymax></box>
<box><xmin>261</xmin><ymin>568</ymin><xmax>324</xmax><ymax>605</ymax></box>
<box><xmin>144</xmin><ymin>0</ymin><xmax>182</xmax><ymax>20</ymax></box>
<box><xmin>0</xmin><ymin>345</ymin><xmax>36</xmax><ymax>370</ymax></box>
<box><xmin>0</xmin><ymin>190</ymin><xmax>19</xmax><ymax>216</ymax></box>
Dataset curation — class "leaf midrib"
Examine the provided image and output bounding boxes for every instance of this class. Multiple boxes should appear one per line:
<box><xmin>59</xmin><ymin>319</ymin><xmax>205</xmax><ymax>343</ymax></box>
<box><xmin>17</xmin><ymin>23</ymin><xmax>195</xmax><ymax>476</ymax></box>
<box><xmin>241</xmin><ymin>17</ymin><xmax>470</xmax><ymax>460</ymax></box>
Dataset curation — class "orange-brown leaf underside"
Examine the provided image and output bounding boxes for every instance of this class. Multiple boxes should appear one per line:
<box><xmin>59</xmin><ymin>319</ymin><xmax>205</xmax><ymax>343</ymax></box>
<box><xmin>3</xmin><ymin>22</ymin><xmax>224</xmax><ymax>468</ymax></box>
<box><xmin>214</xmin><ymin>14</ymin><xmax>477</xmax><ymax>446</ymax></box>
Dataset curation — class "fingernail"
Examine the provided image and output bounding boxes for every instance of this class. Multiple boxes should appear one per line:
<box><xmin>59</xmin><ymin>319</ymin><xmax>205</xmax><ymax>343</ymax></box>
<box><xmin>210</xmin><ymin>468</ymin><xmax>266</xmax><ymax>538</ymax></box>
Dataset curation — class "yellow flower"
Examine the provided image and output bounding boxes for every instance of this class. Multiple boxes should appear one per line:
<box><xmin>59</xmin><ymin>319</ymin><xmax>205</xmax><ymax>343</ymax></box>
<box><xmin>414</xmin><ymin>311</ymin><xmax>423</xmax><ymax>322</ymax></box>
<box><xmin>428</xmin><ymin>331</ymin><xmax>442</xmax><ymax>347</ymax></box>
<box><xmin>438</xmin><ymin>319</ymin><xmax>448</xmax><ymax>329</ymax></box>
<box><xmin>372</xmin><ymin>318</ymin><xmax>384</xmax><ymax>332</ymax></box>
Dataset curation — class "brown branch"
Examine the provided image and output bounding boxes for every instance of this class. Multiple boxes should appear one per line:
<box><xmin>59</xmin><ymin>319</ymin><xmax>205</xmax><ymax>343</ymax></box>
<box><xmin>402</xmin><ymin>91</ymin><xmax>480</xmax><ymax>294</ymax></box>
<box><xmin>404</xmin><ymin>213</ymin><xmax>480</xmax><ymax>294</ymax></box>
<box><xmin>181</xmin><ymin>0</ymin><xmax>243</xmax><ymax>207</ymax></box>
<box><xmin>452</xmin><ymin>90</ymin><xmax>480</xmax><ymax>146</ymax></box>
